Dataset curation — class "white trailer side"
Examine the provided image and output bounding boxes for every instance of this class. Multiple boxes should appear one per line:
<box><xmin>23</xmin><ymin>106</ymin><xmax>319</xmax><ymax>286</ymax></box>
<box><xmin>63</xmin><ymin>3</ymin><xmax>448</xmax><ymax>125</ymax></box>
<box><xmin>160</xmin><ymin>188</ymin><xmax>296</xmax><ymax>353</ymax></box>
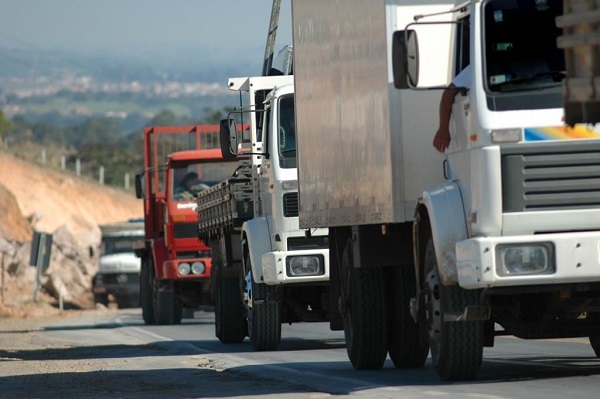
<box><xmin>293</xmin><ymin>0</ymin><xmax>455</xmax><ymax>229</ymax></box>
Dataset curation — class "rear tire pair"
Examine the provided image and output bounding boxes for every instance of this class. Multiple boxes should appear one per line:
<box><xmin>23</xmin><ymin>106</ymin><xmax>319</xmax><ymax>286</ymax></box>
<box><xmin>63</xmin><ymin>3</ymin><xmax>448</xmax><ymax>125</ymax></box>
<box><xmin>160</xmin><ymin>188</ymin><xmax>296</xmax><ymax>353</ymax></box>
<box><xmin>340</xmin><ymin>240</ymin><xmax>427</xmax><ymax>370</ymax></box>
<box><xmin>339</xmin><ymin>237</ymin><xmax>483</xmax><ymax>381</ymax></box>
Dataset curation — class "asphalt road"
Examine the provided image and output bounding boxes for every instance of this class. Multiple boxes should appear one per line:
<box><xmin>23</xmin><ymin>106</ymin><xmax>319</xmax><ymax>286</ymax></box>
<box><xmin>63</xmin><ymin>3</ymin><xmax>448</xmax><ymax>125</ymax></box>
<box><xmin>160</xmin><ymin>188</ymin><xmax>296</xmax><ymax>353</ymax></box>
<box><xmin>1</xmin><ymin>308</ymin><xmax>600</xmax><ymax>399</ymax></box>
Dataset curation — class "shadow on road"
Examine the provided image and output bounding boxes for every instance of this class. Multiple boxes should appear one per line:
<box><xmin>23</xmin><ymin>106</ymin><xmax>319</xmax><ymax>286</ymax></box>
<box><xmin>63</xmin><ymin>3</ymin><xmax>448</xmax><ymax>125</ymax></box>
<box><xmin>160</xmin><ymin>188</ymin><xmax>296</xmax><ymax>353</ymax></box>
<box><xmin>2</xmin><ymin>340</ymin><xmax>600</xmax><ymax>398</ymax></box>
<box><xmin>0</xmin><ymin>366</ymin><xmax>323</xmax><ymax>398</ymax></box>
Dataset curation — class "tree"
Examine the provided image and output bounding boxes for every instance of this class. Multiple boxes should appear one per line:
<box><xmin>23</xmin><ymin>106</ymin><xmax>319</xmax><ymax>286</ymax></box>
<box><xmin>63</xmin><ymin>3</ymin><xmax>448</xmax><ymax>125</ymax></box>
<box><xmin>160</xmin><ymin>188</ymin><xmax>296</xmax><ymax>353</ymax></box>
<box><xmin>201</xmin><ymin>107</ymin><xmax>230</xmax><ymax>124</ymax></box>
<box><xmin>67</xmin><ymin>117</ymin><xmax>122</xmax><ymax>148</ymax></box>
<box><xmin>150</xmin><ymin>110</ymin><xmax>178</xmax><ymax>126</ymax></box>
<box><xmin>0</xmin><ymin>110</ymin><xmax>14</xmax><ymax>145</ymax></box>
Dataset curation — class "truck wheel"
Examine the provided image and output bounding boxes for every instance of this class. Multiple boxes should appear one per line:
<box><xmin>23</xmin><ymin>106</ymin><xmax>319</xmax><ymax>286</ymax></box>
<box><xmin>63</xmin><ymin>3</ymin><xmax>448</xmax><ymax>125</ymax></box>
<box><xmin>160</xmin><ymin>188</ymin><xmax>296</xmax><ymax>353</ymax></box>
<box><xmin>590</xmin><ymin>336</ymin><xmax>600</xmax><ymax>357</ymax></box>
<box><xmin>155</xmin><ymin>281</ymin><xmax>183</xmax><ymax>325</ymax></box>
<box><xmin>387</xmin><ymin>265</ymin><xmax>429</xmax><ymax>368</ymax></box>
<box><xmin>215</xmin><ymin>264</ymin><xmax>246</xmax><ymax>343</ymax></box>
<box><xmin>340</xmin><ymin>241</ymin><xmax>388</xmax><ymax>370</ymax></box>
<box><xmin>141</xmin><ymin>257</ymin><xmax>156</xmax><ymax>325</ymax></box>
<box><xmin>588</xmin><ymin>313</ymin><xmax>600</xmax><ymax>357</ymax></box>
<box><xmin>244</xmin><ymin>254</ymin><xmax>281</xmax><ymax>351</ymax></box>
<box><xmin>94</xmin><ymin>293</ymin><xmax>109</xmax><ymax>307</ymax></box>
<box><xmin>116</xmin><ymin>296</ymin><xmax>139</xmax><ymax>309</ymax></box>
<box><xmin>423</xmin><ymin>237</ymin><xmax>483</xmax><ymax>380</ymax></box>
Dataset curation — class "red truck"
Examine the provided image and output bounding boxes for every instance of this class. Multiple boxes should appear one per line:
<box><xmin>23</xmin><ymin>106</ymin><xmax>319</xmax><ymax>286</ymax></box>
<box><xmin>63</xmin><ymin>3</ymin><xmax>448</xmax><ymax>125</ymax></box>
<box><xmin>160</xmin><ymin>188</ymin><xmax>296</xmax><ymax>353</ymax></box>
<box><xmin>134</xmin><ymin>124</ymin><xmax>240</xmax><ymax>325</ymax></box>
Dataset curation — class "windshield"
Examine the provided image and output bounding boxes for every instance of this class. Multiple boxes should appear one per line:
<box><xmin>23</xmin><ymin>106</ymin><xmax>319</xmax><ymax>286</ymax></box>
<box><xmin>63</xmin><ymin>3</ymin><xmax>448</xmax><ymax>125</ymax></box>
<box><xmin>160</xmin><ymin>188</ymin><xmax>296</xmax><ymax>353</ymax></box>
<box><xmin>172</xmin><ymin>160</ymin><xmax>237</xmax><ymax>201</ymax></box>
<box><xmin>101</xmin><ymin>237</ymin><xmax>140</xmax><ymax>256</ymax></box>
<box><xmin>484</xmin><ymin>0</ymin><xmax>564</xmax><ymax>93</ymax></box>
<box><xmin>278</xmin><ymin>94</ymin><xmax>296</xmax><ymax>169</ymax></box>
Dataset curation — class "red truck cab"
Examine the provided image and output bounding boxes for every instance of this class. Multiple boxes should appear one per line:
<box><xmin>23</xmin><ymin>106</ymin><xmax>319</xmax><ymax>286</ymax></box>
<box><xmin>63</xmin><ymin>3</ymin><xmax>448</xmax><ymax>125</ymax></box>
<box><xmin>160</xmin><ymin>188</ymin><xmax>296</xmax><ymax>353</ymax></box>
<box><xmin>134</xmin><ymin>125</ymin><xmax>238</xmax><ymax>325</ymax></box>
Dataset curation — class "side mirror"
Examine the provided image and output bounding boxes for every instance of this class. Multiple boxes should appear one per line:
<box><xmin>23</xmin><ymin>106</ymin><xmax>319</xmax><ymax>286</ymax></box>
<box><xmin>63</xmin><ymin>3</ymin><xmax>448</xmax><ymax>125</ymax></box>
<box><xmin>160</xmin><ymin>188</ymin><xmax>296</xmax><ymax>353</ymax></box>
<box><xmin>392</xmin><ymin>30</ymin><xmax>419</xmax><ymax>89</ymax></box>
<box><xmin>135</xmin><ymin>173</ymin><xmax>144</xmax><ymax>199</ymax></box>
<box><xmin>219</xmin><ymin>118</ymin><xmax>238</xmax><ymax>160</ymax></box>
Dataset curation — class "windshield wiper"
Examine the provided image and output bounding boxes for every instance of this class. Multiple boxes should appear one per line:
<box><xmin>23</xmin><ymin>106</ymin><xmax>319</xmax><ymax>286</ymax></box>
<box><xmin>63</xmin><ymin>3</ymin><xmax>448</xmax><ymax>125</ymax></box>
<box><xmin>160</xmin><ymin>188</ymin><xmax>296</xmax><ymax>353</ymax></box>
<box><xmin>493</xmin><ymin>71</ymin><xmax>566</xmax><ymax>87</ymax></box>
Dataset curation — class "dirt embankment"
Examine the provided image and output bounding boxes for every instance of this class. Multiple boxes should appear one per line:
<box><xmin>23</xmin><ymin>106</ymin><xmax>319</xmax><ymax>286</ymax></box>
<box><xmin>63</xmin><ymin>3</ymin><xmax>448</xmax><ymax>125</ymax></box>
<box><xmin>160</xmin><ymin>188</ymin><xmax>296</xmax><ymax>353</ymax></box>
<box><xmin>0</xmin><ymin>150</ymin><xmax>142</xmax><ymax>245</ymax></box>
<box><xmin>0</xmin><ymin>150</ymin><xmax>143</xmax><ymax>317</ymax></box>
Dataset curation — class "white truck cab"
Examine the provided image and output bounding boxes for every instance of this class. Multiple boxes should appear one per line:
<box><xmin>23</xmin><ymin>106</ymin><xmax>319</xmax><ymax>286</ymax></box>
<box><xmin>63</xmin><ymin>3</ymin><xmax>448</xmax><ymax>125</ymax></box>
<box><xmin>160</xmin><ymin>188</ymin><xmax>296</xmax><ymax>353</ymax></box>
<box><xmin>291</xmin><ymin>0</ymin><xmax>600</xmax><ymax>381</ymax></box>
<box><xmin>197</xmin><ymin>75</ymin><xmax>330</xmax><ymax>351</ymax></box>
<box><xmin>92</xmin><ymin>219</ymin><xmax>144</xmax><ymax>308</ymax></box>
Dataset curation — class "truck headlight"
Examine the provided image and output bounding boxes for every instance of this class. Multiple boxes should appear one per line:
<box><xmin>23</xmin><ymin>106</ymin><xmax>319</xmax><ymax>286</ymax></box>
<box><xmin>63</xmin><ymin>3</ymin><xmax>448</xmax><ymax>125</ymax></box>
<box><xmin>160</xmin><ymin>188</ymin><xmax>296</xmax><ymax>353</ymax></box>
<box><xmin>178</xmin><ymin>262</ymin><xmax>191</xmax><ymax>275</ymax></box>
<box><xmin>191</xmin><ymin>261</ymin><xmax>205</xmax><ymax>275</ymax></box>
<box><xmin>286</xmin><ymin>255</ymin><xmax>324</xmax><ymax>277</ymax></box>
<box><xmin>282</xmin><ymin>180</ymin><xmax>298</xmax><ymax>190</ymax></box>
<box><xmin>496</xmin><ymin>243</ymin><xmax>554</xmax><ymax>276</ymax></box>
<box><xmin>491</xmin><ymin>128</ymin><xmax>522</xmax><ymax>143</ymax></box>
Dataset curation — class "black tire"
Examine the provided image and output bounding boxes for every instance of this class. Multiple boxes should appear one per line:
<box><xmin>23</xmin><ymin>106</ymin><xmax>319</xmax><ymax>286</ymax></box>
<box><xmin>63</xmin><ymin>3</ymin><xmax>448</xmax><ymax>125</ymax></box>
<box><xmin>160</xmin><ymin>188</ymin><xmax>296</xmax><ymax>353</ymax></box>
<box><xmin>115</xmin><ymin>295</ymin><xmax>140</xmax><ymax>309</ymax></box>
<box><xmin>341</xmin><ymin>241</ymin><xmax>388</xmax><ymax>370</ymax></box>
<box><xmin>423</xmin><ymin>238</ymin><xmax>483</xmax><ymax>380</ymax></box>
<box><xmin>215</xmin><ymin>264</ymin><xmax>246</xmax><ymax>343</ymax></box>
<box><xmin>94</xmin><ymin>293</ymin><xmax>109</xmax><ymax>307</ymax></box>
<box><xmin>141</xmin><ymin>257</ymin><xmax>156</xmax><ymax>325</ymax></box>
<box><xmin>244</xmin><ymin>254</ymin><xmax>281</xmax><ymax>351</ymax></box>
<box><xmin>116</xmin><ymin>296</ymin><xmax>139</xmax><ymax>309</ymax></box>
<box><xmin>590</xmin><ymin>336</ymin><xmax>600</xmax><ymax>357</ymax></box>
<box><xmin>155</xmin><ymin>281</ymin><xmax>183</xmax><ymax>325</ymax></box>
<box><xmin>387</xmin><ymin>265</ymin><xmax>429</xmax><ymax>368</ymax></box>
<box><xmin>588</xmin><ymin>312</ymin><xmax>600</xmax><ymax>357</ymax></box>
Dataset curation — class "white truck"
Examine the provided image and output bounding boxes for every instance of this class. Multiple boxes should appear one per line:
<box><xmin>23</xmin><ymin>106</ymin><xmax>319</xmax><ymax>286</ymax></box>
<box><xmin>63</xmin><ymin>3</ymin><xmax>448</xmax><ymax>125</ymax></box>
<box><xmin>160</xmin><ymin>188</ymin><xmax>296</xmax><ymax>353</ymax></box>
<box><xmin>197</xmin><ymin>75</ymin><xmax>330</xmax><ymax>351</ymax></box>
<box><xmin>292</xmin><ymin>0</ymin><xmax>600</xmax><ymax>381</ymax></box>
<box><xmin>92</xmin><ymin>219</ymin><xmax>144</xmax><ymax>308</ymax></box>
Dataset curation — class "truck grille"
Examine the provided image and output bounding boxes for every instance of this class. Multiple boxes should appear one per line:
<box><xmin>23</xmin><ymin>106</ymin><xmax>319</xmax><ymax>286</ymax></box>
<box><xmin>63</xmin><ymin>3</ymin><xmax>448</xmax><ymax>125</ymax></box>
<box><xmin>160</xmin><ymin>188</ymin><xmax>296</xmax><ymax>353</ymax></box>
<box><xmin>177</xmin><ymin>250</ymin><xmax>211</xmax><ymax>259</ymax></box>
<box><xmin>288</xmin><ymin>235</ymin><xmax>329</xmax><ymax>250</ymax></box>
<box><xmin>283</xmin><ymin>192</ymin><xmax>299</xmax><ymax>217</ymax></box>
<box><xmin>174</xmin><ymin>223</ymin><xmax>198</xmax><ymax>239</ymax></box>
<box><xmin>501</xmin><ymin>141</ymin><xmax>600</xmax><ymax>212</ymax></box>
<box><xmin>99</xmin><ymin>273</ymin><xmax>139</xmax><ymax>284</ymax></box>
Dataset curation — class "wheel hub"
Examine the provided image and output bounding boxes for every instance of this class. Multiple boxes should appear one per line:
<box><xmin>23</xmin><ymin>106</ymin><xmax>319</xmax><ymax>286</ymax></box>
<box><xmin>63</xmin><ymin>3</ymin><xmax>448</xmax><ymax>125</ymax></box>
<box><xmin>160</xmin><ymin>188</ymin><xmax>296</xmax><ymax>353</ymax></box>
<box><xmin>424</xmin><ymin>267</ymin><xmax>442</xmax><ymax>356</ymax></box>
<box><xmin>243</xmin><ymin>270</ymin><xmax>253</xmax><ymax>311</ymax></box>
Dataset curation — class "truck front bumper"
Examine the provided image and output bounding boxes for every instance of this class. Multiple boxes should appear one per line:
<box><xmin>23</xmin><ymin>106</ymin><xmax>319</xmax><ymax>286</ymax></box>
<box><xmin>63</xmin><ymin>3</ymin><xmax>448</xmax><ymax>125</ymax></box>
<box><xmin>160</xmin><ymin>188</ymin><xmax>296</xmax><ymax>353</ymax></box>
<box><xmin>162</xmin><ymin>258</ymin><xmax>212</xmax><ymax>280</ymax></box>
<box><xmin>261</xmin><ymin>249</ymin><xmax>329</xmax><ymax>285</ymax></box>
<box><xmin>457</xmin><ymin>231</ymin><xmax>600</xmax><ymax>289</ymax></box>
<box><xmin>92</xmin><ymin>272</ymin><xmax>140</xmax><ymax>297</ymax></box>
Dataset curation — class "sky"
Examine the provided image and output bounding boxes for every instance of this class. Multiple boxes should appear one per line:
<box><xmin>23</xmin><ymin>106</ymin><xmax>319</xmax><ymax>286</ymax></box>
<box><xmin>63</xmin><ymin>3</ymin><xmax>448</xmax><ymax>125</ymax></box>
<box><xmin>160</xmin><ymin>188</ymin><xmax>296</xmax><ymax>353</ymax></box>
<box><xmin>0</xmin><ymin>0</ymin><xmax>292</xmax><ymax>63</ymax></box>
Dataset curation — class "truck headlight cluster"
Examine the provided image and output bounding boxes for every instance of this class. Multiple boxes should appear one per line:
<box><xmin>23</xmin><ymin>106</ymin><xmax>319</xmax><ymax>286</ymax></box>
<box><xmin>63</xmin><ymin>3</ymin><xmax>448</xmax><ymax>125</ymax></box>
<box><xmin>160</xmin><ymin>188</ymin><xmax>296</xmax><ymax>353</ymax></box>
<box><xmin>191</xmin><ymin>261</ymin><xmax>205</xmax><ymax>275</ymax></box>
<box><xmin>286</xmin><ymin>255</ymin><xmax>324</xmax><ymax>277</ymax></box>
<box><xmin>495</xmin><ymin>243</ymin><xmax>554</xmax><ymax>276</ymax></box>
<box><xmin>178</xmin><ymin>261</ymin><xmax>206</xmax><ymax>275</ymax></box>
<box><xmin>491</xmin><ymin>128</ymin><xmax>522</xmax><ymax>143</ymax></box>
<box><xmin>178</xmin><ymin>262</ymin><xmax>191</xmax><ymax>275</ymax></box>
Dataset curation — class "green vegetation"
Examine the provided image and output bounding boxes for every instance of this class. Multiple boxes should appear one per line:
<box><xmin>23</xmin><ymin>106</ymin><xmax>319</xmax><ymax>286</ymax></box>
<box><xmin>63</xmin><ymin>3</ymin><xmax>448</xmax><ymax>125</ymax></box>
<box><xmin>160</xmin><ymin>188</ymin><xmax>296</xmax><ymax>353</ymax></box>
<box><xmin>3</xmin><ymin>107</ymin><xmax>234</xmax><ymax>191</ymax></box>
<box><xmin>0</xmin><ymin>110</ymin><xmax>13</xmax><ymax>141</ymax></box>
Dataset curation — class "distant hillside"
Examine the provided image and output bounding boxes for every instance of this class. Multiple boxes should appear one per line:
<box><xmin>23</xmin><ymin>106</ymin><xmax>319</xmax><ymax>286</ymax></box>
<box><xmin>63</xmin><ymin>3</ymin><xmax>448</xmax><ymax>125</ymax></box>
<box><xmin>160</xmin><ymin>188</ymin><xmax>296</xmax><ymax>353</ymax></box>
<box><xmin>0</xmin><ymin>46</ymin><xmax>256</xmax><ymax>128</ymax></box>
<box><xmin>0</xmin><ymin>46</ymin><xmax>262</xmax><ymax>83</ymax></box>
